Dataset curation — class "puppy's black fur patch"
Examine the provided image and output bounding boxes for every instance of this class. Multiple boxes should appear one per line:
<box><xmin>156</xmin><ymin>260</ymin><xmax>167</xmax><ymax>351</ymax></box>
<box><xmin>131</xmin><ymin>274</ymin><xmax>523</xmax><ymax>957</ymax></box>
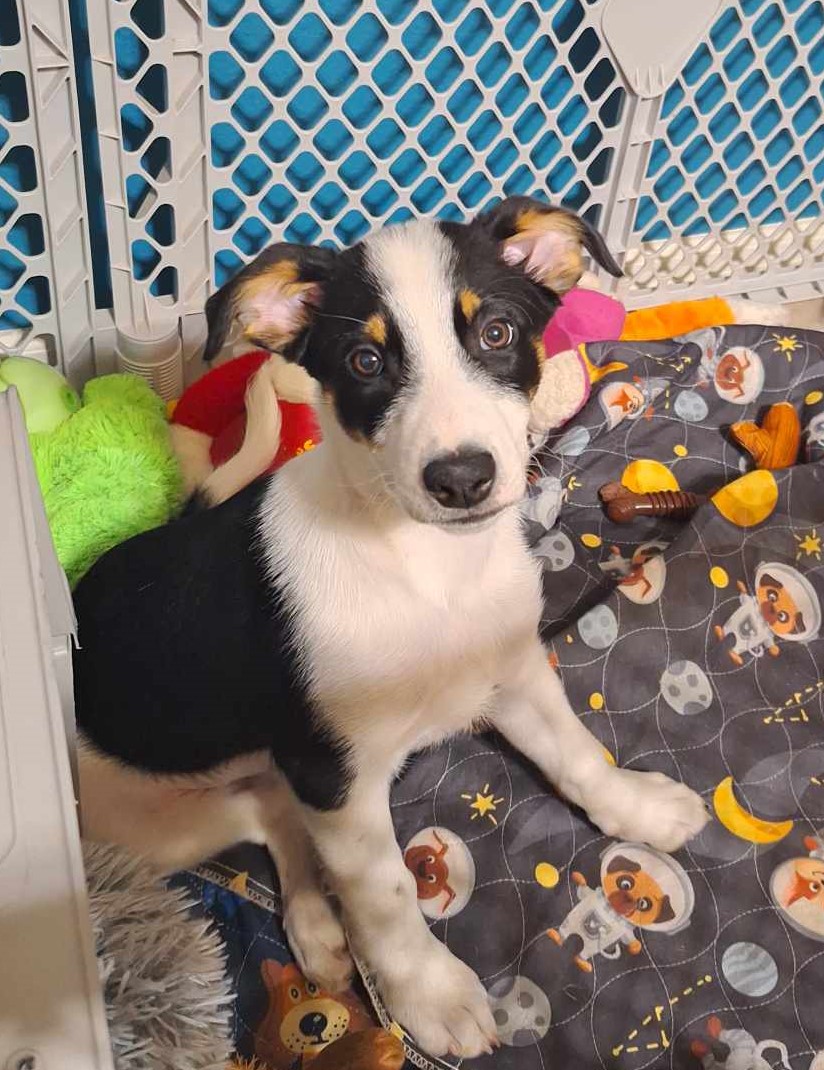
<box><xmin>73</xmin><ymin>480</ymin><xmax>350</xmax><ymax>810</ymax></box>
<box><xmin>444</xmin><ymin>220</ymin><xmax>557</xmax><ymax>397</ymax></box>
<box><xmin>299</xmin><ymin>244</ymin><xmax>410</xmax><ymax>441</ymax></box>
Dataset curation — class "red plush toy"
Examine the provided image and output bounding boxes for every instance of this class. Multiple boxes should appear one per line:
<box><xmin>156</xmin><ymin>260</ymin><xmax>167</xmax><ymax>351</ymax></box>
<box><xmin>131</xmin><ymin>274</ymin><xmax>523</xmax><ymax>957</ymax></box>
<box><xmin>169</xmin><ymin>350</ymin><xmax>320</xmax><ymax>505</ymax></box>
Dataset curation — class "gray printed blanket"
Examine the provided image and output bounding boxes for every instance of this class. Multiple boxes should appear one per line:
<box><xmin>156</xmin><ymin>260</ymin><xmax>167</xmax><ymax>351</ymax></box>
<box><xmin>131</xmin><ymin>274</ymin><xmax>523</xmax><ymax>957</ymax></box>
<box><xmin>177</xmin><ymin>324</ymin><xmax>824</xmax><ymax>1070</ymax></box>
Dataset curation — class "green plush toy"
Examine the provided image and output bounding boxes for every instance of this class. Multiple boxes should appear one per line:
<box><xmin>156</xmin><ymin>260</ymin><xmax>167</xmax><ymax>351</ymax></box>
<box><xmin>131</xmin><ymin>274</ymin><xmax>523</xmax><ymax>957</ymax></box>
<box><xmin>24</xmin><ymin>372</ymin><xmax>183</xmax><ymax>587</ymax></box>
<box><xmin>0</xmin><ymin>355</ymin><xmax>82</xmax><ymax>433</ymax></box>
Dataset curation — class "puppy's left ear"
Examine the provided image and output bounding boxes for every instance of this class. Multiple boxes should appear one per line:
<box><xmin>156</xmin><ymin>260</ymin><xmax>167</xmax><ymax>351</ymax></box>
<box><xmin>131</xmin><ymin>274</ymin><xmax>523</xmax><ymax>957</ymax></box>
<box><xmin>478</xmin><ymin>196</ymin><xmax>622</xmax><ymax>294</ymax></box>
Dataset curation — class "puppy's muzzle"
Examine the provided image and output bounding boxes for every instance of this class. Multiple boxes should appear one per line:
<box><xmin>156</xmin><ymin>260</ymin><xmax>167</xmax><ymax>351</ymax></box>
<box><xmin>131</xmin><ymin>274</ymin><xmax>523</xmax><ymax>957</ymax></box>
<box><xmin>422</xmin><ymin>448</ymin><xmax>496</xmax><ymax>510</ymax></box>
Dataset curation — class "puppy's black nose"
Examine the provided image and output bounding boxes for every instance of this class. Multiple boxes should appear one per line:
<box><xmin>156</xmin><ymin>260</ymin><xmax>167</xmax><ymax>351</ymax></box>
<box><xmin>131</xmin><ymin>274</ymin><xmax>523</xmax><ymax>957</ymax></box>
<box><xmin>299</xmin><ymin>1012</ymin><xmax>328</xmax><ymax>1041</ymax></box>
<box><xmin>423</xmin><ymin>449</ymin><xmax>496</xmax><ymax>509</ymax></box>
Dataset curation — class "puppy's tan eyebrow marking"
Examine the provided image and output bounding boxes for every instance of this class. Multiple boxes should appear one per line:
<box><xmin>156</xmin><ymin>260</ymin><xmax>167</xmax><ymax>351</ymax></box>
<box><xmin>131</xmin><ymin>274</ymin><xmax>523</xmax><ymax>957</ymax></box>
<box><xmin>533</xmin><ymin>337</ymin><xmax>547</xmax><ymax>362</ymax></box>
<box><xmin>459</xmin><ymin>289</ymin><xmax>482</xmax><ymax>322</ymax></box>
<box><xmin>364</xmin><ymin>313</ymin><xmax>387</xmax><ymax>345</ymax></box>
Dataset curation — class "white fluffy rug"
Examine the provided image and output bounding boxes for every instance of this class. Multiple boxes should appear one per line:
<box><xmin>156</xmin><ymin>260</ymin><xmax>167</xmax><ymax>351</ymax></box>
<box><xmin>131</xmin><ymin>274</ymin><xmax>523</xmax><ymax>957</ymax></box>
<box><xmin>84</xmin><ymin>843</ymin><xmax>234</xmax><ymax>1070</ymax></box>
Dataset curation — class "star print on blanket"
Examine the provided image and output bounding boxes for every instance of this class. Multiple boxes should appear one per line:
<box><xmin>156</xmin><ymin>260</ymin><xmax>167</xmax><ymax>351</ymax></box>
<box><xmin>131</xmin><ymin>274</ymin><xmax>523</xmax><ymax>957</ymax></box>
<box><xmin>185</xmin><ymin>325</ymin><xmax>824</xmax><ymax>1070</ymax></box>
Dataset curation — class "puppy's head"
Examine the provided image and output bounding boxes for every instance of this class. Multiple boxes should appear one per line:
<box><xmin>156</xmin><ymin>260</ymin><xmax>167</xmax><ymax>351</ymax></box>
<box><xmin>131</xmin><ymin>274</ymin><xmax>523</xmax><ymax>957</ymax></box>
<box><xmin>204</xmin><ymin>197</ymin><xmax>620</xmax><ymax>526</ymax></box>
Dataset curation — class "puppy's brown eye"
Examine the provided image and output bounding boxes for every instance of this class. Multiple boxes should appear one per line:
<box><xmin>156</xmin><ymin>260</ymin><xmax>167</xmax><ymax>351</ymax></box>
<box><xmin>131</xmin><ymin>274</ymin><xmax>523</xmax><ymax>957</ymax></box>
<box><xmin>617</xmin><ymin>876</ymin><xmax>634</xmax><ymax>891</ymax></box>
<box><xmin>480</xmin><ymin>319</ymin><xmax>516</xmax><ymax>350</ymax></box>
<box><xmin>349</xmin><ymin>347</ymin><xmax>384</xmax><ymax>379</ymax></box>
<box><xmin>637</xmin><ymin>897</ymin><xmax>652</xmax><ymax>912</ymax></box>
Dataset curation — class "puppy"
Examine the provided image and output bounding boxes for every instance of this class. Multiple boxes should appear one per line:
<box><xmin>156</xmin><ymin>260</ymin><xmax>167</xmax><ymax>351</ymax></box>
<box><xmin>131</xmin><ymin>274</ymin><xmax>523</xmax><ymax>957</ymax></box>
<box><xmin>74</xmin><ymin>197</ymin><xmax>708</xmax><ymax>1059</ymax></box>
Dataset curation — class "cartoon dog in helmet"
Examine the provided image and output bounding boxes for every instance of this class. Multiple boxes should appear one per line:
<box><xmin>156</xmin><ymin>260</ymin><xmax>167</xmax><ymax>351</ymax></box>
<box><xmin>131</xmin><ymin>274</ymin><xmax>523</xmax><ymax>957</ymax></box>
<box><xmin>690</xmin><ymin>328</ymin><xmax>765</xmax><ymax>406</ymax></box>
<box><xmin>600</xmin><ymin>541</ymin><xmax>668</xmax><ymax>605</ymax></box>
<box><xmin>770</xmin><ymin>831</ymin><xmax>824</xmax><ymax>942</ymax></box>
<box><xmin>546</xmin><ymin>841</ymin><xmax>695</xmax><ymax>972</ymax></box>
<box><xmin>690</xmin><ymin>1016</ymin><xmax>792</xmax><ymax>1070</ymax></box>
<box><xmin>692</xmin><ymin>1017</ymin><xmax>824</xmax><ymax>1070</ymax></box>
<box><xmin>599</xmin><ymin>376</ymin><xmax>668</xmax><ymax>429</ymax></box>
<box><xmin>714</xmin><ymin>562</ymin><xmax>821</xmax><ymax>666</ymax></box>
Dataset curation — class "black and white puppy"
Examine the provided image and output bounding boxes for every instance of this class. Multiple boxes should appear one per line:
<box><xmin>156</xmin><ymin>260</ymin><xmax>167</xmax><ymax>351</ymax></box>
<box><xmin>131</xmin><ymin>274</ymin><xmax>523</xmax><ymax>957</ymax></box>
<box><xmin>74</xmin><ymin>198</ymin><xmax>708</xmax><ymax>1060</ymax></box>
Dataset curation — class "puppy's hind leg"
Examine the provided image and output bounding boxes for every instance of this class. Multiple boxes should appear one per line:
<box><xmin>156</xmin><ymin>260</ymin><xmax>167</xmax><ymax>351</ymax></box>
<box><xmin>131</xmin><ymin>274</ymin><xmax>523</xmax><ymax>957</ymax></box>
<box><xmin>81</xmin><ymin>743</ymin><xmax>352</xmax><ymax>991</ymax></box>
<box><xmin>250</xmin><ymin>776</ymin><xmax>353</xmax><ymax>993</ymax></box>
<box><xmin>78</xmin><ymin>741</ymin><xmax>268</xmax><ymax>872</ymax></box>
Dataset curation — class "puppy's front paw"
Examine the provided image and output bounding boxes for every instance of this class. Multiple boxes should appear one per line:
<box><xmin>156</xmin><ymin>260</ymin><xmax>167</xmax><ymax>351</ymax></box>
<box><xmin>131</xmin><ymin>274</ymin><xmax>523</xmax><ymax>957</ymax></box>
<box><xmin>380</xmin><ymin>942</ymin><xmax>497</xmax><ymax>1059</ymax></box>
<box><xmin>587</xmin><ymin>769</ymin><xmax>709</xmax><ymax>853</ymax></box>
<box><xmin>284</xmin><ymin>887</ymin><xmax>353</xmax><ymax>993</ymax></box>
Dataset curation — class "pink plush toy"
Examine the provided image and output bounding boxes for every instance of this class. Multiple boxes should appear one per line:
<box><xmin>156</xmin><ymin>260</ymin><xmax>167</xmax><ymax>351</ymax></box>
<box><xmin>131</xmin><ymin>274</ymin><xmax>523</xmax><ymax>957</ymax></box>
<box><xmin>543</xmin><ymin>287</ymin><xmax>626</xmax><ymax>356</ymax></box>
<box><xmin>530</xmin><ymin>287</ymin><xmax>626</xmax><ymax>441</ymax></box>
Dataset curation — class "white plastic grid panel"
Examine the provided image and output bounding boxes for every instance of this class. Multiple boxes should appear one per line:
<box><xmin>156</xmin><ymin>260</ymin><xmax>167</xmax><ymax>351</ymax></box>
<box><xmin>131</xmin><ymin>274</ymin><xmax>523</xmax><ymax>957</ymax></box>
<box><xmin>204</xmin><ymin>0</ymin><xmax>627</xmax><ymax>291</ymax></box>
<box><xmin>90</xmin><ymin>0</ymin><xmax>629</xmax><ymax>333</ymax></box>
<box><xmin>86</xmin><ymin>0</ymin><xmax>824</xmax><ymax>341</ymax></box>
<box><xmin>0</xmin><ymin>0</ymin><xmax>97</xmax><ymax>378</ymax></box>
<box><xmin>88</xmin><ymin>0</ymin><xmax>212</xmax><ymax>335</ymax></box>
<box><xmin>614</xmin><ymin>0</ymin><xmax>824</xmax><ymax>304</ymax></box>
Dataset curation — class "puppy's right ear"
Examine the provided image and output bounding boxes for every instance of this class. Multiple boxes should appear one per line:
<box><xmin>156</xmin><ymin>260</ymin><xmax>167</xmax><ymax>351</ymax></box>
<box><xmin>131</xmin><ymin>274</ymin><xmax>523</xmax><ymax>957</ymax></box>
<box><xmin>204</xmin><ymin>244</ymin><xmax>337</xmax><ymax>363</ymax></box>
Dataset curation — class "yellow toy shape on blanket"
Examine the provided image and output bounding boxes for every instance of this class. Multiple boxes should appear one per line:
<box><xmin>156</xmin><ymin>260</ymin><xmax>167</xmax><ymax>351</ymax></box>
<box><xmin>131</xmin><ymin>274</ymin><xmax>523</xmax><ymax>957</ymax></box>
<box><xmin>712</xmin><ymin>470</ymin><xmax>778</xmax><ymax>528</ymax></box>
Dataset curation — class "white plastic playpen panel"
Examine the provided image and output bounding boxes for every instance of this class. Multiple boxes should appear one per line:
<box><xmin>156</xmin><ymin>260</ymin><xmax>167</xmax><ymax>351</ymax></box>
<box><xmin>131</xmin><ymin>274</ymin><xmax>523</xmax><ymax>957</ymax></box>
<box><xmin>0</xmin><ymin>0</ymin><xmax>97</xmax><ymax>379</ymax></box>
<box><xmin>1</xmin><ymin>0</ymin><xmax>823</xmax><ymax>385</ymax></box>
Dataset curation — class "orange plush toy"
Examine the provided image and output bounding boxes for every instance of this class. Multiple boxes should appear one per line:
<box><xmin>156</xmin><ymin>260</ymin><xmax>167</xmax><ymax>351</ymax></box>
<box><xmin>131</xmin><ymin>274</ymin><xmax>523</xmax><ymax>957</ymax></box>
<box><xmin>251</xmin><ymin>959</ymin><xmax>405</xmax><ymax>1070</ymax></box>
<box><xmin>169</xmin><ymin>351</ymin><xmax>319</xmax><ymax>506</ymax></box>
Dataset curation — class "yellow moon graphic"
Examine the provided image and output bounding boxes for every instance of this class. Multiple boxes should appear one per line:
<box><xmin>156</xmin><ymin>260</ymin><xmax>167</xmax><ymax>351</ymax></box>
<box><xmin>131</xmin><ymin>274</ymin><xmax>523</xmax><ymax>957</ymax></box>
<box><xmin>621</xmin><ymin>459</ymin><xmax>680</xmax><ymax>494</ymax></box>
<box><xmin>711</xmin><ymin>470</ymin><xmax>778</xmax><ymax>528</ymax></box>
<box><xmin>713</xmin><ymin>776</ymin><xmax>793</xmax><ymax>844</ymax></box>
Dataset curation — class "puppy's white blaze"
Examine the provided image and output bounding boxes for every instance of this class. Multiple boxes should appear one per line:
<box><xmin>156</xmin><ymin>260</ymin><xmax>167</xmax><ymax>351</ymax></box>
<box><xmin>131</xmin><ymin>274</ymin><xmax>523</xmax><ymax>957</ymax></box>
<box><xmin>363</xmin><ymin>222</ymin><xmax>529</xmax><ymax>518</ymax></box>
<box><xmin>364</xmin><ymin>221</ymin><xmax>458</xmax><ymax>375</ymax></box>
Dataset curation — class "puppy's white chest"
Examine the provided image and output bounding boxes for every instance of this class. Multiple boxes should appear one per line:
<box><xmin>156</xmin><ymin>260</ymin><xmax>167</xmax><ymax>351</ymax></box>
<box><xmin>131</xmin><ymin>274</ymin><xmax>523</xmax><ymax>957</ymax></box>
<box><xmin>317</xmin><ymin>555</ymin><xmax>537</xmax><ymax>754</ymax></box>
<box><xmin>267</xmin><ymin>485</ymin><xmax>541</xmax><ymax>753</ymax></box>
